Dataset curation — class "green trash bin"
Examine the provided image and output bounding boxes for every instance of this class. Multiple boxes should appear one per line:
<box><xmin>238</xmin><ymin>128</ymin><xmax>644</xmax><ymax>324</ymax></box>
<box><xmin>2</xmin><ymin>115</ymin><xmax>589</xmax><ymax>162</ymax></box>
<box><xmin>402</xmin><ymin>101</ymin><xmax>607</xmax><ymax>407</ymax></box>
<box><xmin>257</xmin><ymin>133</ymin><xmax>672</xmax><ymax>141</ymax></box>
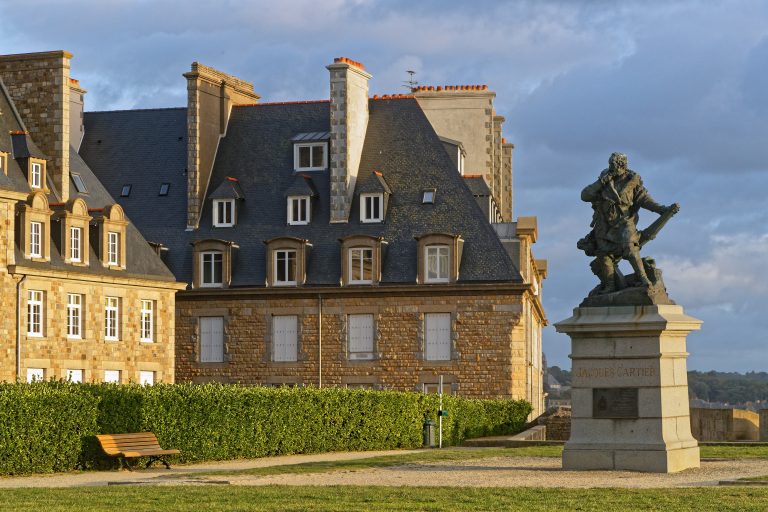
<box><xmin>423</xmin><ymin>419</ymin><xmax>436</xmax><ymax>448</ymax></box>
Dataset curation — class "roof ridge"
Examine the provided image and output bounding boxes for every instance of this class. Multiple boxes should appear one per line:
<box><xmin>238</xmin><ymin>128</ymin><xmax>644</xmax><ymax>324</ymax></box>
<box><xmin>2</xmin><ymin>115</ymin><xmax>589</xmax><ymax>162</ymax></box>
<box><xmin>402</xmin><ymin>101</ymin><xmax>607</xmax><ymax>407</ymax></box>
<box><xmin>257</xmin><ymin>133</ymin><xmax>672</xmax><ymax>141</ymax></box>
<box><xmin>233</xmin><ymin>100</ymin><xmax>330</xmax><ymax>107</ymax></box>
<box><xmin>85</xmin><ymin>107</ymin><xmax>186</xmax><ymax>114</ymax></box>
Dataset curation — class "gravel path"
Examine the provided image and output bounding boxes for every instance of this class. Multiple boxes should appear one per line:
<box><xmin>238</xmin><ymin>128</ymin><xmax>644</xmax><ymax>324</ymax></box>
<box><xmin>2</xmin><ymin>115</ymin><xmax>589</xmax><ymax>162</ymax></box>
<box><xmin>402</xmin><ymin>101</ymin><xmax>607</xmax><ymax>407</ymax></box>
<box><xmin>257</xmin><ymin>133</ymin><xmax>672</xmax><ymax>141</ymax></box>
<box><xmin>1</xmin><ymin>453</ymin><xmax>766</xmax><ymax>489</ymax></box>
<box><xmin>221</xmin><ymin>457</ymin><xmax>768</xmax><ymax>489</ymax></box>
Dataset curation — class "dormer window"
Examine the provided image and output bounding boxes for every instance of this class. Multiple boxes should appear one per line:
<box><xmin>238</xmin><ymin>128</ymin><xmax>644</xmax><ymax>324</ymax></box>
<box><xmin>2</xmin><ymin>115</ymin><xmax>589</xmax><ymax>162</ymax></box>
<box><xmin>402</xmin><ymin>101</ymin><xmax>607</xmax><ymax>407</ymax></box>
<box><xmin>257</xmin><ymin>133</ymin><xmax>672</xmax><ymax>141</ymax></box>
<box><xmin>30</xmin><ymin>162</ymin><xmax>42</xmax><ymax>189</ymax></box>
<box><xmin>288</xmin><ymin>196</ymin><xmax>310</xmax><ymax>225</ymax></box>
<box><xmin>275</xmin><ymin>250</ymin><xmax>297</xmax><ymax>285</ymax></box>
<box><xmin>415</xmin><ymin>233</ymin><xmax>464</xmax><ymax>285</ymax></box>
<box><xmin>70</xmin><ymin>227</ymin><xmax>82</xmax><ymax>262</ymax></box>
<box><xmin>294</xmin><ymin>143</ymin><xmax>327</xmax><ymax>171</ymax></box>
<box><xmin>425</xmin><ymin>245</ymin><xmax>449</xmax><ymax>283</ymax></box>
<box><xmin>340</xmin><ymin>235</ymin><xmax>385</xmax><ymax>286</ymax></box>
<box><xmin>29</xmin><ymin>221</ymin><xmax>42</xmax><ymax>257</ymax></box>
<box><xmin>349</xmin><ymin>247</ymin><xmax>373</xmax><ymax>284</ymax></box>
<box><xmin>201</xmin><ymin>251</ymin><xmax>223</xmax><ymax>287</ymax></box>
<box><xmin>361</xmin><ymin>194</ymin><xmax>383</xmax><ymax>223</ymax></box>
<box><xmin>213</xmin><ymin>199</ymin><xmax>235</xmax><ymax>227</ymax></box>
<box><xmin>107</xmin><ymin>232</ymin><xmax>120</xmax><ymax>266</ymax></box>
<box><xmin>265</xmin><ymin>237</ymin><xmax>310</xmax><ymax>287</ymax></box>
<box><xmin>192</xmin><ymin>239</ymin><xmax>238</xmax><ymax>289</ymax></box>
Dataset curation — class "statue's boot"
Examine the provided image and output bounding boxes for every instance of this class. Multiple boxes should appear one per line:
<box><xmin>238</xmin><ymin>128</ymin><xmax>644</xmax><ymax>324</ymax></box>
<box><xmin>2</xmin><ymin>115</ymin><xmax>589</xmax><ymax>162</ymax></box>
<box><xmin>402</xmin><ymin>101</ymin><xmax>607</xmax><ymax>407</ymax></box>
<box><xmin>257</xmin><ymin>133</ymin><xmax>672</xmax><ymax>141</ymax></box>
<box><xmin>628</xmin><ymin>251</ymin><xmax>652</xmax><ymax>287</ymax></box>
<box><xmin>598</xmin><ymin>256</ymin><xmax>617</xmax><ymax>293</ymax></box>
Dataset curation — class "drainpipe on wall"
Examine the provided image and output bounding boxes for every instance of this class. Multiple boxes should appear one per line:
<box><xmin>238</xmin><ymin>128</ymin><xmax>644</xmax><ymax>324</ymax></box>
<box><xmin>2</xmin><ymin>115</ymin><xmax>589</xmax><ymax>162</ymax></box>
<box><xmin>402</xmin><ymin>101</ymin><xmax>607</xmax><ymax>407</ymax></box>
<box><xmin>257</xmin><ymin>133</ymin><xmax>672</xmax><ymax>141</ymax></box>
<box><xmin>318</xmin><ymin>295</ymin><xmax>323</xmax><ymax>388</ymax></box>
<box><xmin>15</xmin><ymin>274</ymin><xmax>27</xmax><ymax>383</ymax></box>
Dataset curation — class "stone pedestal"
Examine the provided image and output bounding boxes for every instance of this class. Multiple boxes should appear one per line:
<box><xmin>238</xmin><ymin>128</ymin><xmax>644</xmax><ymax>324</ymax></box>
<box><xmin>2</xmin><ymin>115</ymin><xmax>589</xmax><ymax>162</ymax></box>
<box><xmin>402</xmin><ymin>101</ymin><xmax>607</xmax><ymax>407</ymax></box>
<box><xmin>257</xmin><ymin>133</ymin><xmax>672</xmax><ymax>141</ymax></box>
<box><xmin>555</xmin><ymin>305</ymin><xmax>701</xmax><ymax>473</ymax></box>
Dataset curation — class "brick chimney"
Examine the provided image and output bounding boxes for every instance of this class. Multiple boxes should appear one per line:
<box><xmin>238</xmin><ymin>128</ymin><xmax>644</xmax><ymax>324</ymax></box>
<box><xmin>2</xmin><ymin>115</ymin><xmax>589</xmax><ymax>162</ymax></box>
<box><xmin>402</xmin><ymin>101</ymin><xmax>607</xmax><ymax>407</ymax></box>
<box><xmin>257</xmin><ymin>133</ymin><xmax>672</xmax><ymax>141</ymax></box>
<box><xmin>0</xmin><ymin>50</ymin><xmax>72</xmax><ymax>201</ymax></box>
<box><xmin>184</xmin><ymin>62</ymin><xmax>260</xmax><ymax>229</ymax></box>
<box><xmin>327</xmin><ymin>57</ymin><xmax>371</xmax><ymax>223</ymax></box>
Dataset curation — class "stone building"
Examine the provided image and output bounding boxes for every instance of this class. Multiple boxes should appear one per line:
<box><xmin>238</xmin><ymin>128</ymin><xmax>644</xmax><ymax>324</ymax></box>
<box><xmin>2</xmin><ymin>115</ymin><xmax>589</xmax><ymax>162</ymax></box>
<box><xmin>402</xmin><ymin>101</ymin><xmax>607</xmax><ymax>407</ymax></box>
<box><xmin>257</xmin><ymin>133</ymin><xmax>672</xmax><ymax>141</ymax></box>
<box><xmin>77</xmin><ymin>56</ymin><xmax>547</xmax><ymax>411</ymax></box>
<box><xmin>0</xmin><ymin>51</ymin><xmax>184</xmax><ymax>384</ymax></box>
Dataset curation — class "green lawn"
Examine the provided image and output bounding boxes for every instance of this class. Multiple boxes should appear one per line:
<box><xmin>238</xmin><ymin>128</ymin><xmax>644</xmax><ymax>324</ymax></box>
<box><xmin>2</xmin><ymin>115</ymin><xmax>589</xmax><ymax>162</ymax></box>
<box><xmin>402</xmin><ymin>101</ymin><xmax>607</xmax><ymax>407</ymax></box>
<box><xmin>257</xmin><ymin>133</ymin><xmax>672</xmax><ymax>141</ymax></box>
<box><xmin>1</xmin><ymin>486</ymin><xmax>767</xmax><ymax>511</ymax></box>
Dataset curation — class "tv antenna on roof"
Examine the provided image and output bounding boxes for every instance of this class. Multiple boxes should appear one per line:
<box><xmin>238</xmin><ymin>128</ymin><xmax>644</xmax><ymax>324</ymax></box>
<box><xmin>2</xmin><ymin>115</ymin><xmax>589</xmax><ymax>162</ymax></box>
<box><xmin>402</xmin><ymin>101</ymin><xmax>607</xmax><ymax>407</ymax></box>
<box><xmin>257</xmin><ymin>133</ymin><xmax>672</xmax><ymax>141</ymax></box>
<box><xmin>403</xmin><ymin>70</ymin><xmax>418</xmax><ymax>91</ymax></box>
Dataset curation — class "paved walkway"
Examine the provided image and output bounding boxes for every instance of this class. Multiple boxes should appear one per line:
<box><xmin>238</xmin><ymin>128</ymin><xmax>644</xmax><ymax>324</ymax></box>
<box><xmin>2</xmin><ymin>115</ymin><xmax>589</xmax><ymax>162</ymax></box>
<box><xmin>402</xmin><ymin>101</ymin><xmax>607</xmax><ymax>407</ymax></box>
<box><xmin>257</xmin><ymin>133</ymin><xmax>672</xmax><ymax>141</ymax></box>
<box><xmin>0</xmin><ymin>450</ymin><xmax>423</xmax><ymax>488</ymax></box>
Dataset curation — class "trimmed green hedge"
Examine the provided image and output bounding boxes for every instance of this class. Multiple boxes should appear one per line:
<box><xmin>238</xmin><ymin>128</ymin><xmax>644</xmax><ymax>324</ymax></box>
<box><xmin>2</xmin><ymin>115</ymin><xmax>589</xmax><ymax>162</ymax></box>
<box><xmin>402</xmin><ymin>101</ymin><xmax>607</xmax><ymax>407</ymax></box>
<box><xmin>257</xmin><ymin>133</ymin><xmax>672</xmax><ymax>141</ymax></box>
<box><xmin>0</xmin><ymin>382</ymin><xmax>531</xmax><ymax>474</ymax></box>
<box><xmin>0</xmin><ymin>383</ymin><xmax>98</xmax><ymax>474</ymax></box>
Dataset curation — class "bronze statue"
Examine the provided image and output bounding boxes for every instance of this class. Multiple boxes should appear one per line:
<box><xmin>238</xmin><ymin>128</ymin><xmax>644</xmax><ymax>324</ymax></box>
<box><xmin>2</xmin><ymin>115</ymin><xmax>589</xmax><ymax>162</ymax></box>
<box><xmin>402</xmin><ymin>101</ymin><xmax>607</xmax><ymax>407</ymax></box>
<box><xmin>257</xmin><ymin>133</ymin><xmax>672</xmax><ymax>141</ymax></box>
<box><xmin>578</xmin><ymin>152</ymin><xmax>679</xmax><ymax>302</ymax></box>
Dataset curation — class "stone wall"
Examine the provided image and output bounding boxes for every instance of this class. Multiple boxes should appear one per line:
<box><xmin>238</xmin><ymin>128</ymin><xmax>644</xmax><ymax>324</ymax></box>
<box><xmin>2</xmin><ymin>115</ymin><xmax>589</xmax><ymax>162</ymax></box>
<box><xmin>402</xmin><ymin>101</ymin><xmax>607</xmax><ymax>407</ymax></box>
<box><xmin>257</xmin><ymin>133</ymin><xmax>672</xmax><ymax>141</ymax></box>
<box><xmin>176</xmin><ymin>289</ymin><xmax>541</xmax><ymax>413</ymax></box>
<box><xmin>760</xmin><ymin>409</ymin><xmax>768</xmax><ymax>441</ymax></box>
<box><xmin>0</xmin><ymin>51</ymin><xmax>71</xmax><ymax>201</ymax></box>
<box><xmin>690</xmin><ymin>407</ymin><xmax>760</xmax><ymax>441</ymax></box>
<box><xmin>537</xmin><ymin>406</ymin><xmax>572</xmax><ymax>441</ymax></box>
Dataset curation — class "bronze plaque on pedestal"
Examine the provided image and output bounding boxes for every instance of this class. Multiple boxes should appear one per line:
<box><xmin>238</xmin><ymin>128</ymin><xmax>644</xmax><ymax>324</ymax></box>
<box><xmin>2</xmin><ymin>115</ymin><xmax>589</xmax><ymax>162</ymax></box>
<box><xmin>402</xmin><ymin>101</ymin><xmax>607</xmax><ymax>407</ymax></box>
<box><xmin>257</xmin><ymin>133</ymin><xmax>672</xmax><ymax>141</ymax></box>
<box><xmin>592</xmin><ymin>388</ymin><xmax>639</xmax><ymax>418</ymax></box>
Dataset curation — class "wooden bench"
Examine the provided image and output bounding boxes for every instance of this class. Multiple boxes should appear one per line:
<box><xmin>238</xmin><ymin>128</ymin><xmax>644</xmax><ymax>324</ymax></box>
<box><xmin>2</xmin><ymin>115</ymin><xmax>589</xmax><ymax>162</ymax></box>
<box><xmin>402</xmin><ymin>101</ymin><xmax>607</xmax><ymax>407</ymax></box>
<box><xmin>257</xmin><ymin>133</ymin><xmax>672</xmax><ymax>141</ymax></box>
<box><xmin>96</xmin><ymin>432</ymin><xmax>180</xmax><ymax>470</ymax></box>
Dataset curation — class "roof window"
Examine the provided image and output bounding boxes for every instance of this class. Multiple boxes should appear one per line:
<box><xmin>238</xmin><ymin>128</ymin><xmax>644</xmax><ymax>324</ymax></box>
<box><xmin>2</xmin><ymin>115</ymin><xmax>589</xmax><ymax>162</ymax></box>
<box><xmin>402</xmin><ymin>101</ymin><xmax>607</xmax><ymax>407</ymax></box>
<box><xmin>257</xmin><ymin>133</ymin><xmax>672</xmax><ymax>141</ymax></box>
<box><xmin>120</xmin><ymin>185</ymin><xmax>131</xmax><ymax>197</ymax></box>
<box><xmin>294</xmin><ymin>142</ymin><xmax>327</xmax><ymax>171</ymax></box>
<box><xmin>159</xmin><ymin>183</ymin><xmax>170</xmax><ymax>196</ymax></box>
<box><xmin>71</xmin><ymin>173</ymin><xmax>88</xmax><ymax>193</ymax></box>
<box><xmin>422</xmin><ymin>189</ymin><xmax>436</xmax><ymax>204</ymax></box>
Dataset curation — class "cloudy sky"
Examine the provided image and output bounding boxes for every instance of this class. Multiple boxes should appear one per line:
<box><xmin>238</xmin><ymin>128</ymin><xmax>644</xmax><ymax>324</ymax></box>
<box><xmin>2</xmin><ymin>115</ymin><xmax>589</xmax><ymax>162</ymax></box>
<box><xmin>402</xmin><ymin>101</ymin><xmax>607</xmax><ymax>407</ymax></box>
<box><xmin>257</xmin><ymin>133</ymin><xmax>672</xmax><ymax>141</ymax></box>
<box><xmin>3</xmin><ymin>0</ymin><xmax>766</xmax><ymax>371</ymax></box>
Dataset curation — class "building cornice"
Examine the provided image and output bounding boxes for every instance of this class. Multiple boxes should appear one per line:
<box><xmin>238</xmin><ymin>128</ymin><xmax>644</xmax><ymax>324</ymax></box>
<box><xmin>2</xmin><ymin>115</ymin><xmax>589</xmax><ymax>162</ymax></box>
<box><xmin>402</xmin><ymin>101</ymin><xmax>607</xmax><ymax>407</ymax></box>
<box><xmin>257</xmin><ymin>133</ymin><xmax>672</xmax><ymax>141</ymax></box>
<box><xmin>8</xmin><ymin>265</ymin><xmax>187</xmax><ymax>290</ymax></box>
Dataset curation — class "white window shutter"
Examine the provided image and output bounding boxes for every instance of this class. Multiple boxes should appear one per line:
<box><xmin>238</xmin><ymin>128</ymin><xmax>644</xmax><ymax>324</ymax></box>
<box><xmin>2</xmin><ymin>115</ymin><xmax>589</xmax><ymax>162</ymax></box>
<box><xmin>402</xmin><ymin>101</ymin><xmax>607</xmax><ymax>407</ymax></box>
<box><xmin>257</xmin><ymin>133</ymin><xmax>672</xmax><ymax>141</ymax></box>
<box><xmin>274</xmin><ymin>316</ymin><xmax>298</xmax><ymax>362</ymax></box>
<box><xmin>349</xmin><ymin>314</ymin><xmax>373</xmax><ymax>353</ymax></box>
<box><xmin>200</xmin><ymin>317</ymin><xmax>224</xmax><ymax>363</ymax></box>
<box><xmin>425</xmin><ymin>313</ymin><xmax>451</xmax><ymax>361</ymax></box>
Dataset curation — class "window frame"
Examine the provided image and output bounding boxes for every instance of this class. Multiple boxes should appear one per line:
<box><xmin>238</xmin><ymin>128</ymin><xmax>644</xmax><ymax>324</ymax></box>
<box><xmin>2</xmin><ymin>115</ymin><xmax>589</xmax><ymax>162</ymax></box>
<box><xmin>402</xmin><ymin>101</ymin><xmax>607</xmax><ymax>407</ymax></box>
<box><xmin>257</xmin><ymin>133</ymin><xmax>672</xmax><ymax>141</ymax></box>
<box><xmin>139</xmin><ymin>371</ymin><xmax>155</xmax><ymax>386</ymax></box>
<box><xmin>274</xmin><ymin>249</ymin><xmax>297</xmax><ymax>286</ymax></box>
<box><xmin>360</xmin><ymin>193</ymin><xmax>384</xmax><ymax>223</ymax></box>
<box><xmin>29</xmin><ymin>221</ymin><xmax>42</xmax><ymax>258</ymax></box>
<box><xmin>348</xmin><ymin>247</ymin><xmax>373</xmax><ymax>284</ymax></box>
<box><xmin>103</xmin><ymin>370</ymin><xmax>121</xmax><ymax>384</ymax></box>
<box><xmin>425</xmin><ymin>245</ymin><xmax>450</xmax><ymax>283</ymax></box>
<box><xmin>66</xmin><ymin>369</ymin><xmax>83</xmax><ymax>383</ymax></box>
<box><xmin>0</xmin><ymin>153</ymin><xmax>6</xmax><ymax>175</ymax></box>
<box><xmin>67</xmin><ymin>293</ymin><xmax>82</xmax><ymax>339</ymax></box>
<box><xmin>27</xmin><ymin>290</ymin><xmax>44</xmax><ymax>337</ymax></box>
<box><xmin>70</xmin><ymin>226</ymin><xmax>82</xmax><ymax>262</ymax></box>
<box><xmin>159</xmin><ymin>183</ymin><xmax>170</xmax><ymax>196</ymax></box>
<box><xmin>71</xmin><ymin>172</ymin><xmax>88</xmax><ymax>193</ymax></box>
<box><xmin>104</xmin><ymin>296</ymin><xmax>120</xmax><ymax>341</ymax></box>
<box><xmin>213</xmin><ymin>199</ymin><xmax>235</xmax><ymax>227</ymax></box>
<box><xmin>293</xmin><ymin>142</ymin><xmax>327</xmax><ymax>171</ymax></box>
<box><xmin>107</xmin><ymin>231</ymin><xmax>120</xmax><ymax>266</ymax></box>
<box><xmin>30</xmin><ymin>162</ymin><xmax>42</xmax><ymax>189</ymax></box>
<box><xmin>287</xmin><ymin>196</ymin><xmax>310</xmax><ymax>225</ymax></box>
<box><xmin>120</xmin><ymin>184</ymin><xmax>131</xmax><ymax>197</ymax></box>
<box><xmin>27</xmin><ymin>368</ymin><xmax>45</xmax><ymax>383</ymax></box>
<box><xmin>140</xmin><ymin>299</ymin><xmax>154</xmax><ymax>343</ymax></box>
<box><xmin>200</xmin><ymin>251</ymin><xmax>224</xmax><ymax>288</ymax></box>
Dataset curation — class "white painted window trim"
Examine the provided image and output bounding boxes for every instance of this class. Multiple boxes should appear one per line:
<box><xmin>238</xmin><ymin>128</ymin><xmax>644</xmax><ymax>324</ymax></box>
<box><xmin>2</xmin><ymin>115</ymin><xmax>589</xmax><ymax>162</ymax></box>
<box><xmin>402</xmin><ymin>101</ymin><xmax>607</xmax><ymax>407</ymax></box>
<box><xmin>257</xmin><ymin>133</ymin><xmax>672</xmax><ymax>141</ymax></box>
<box><xmin>104</xmin><ymin>296</ymin><xmax>119</xmax><ymax>341</ymax></box>
<box><xmin>107</xmin><ymin>231</ymin><xmax>119</xmax><ymax>266</ymax></box>
<box><xmin>348</xmin><ymin>314</ymin><xmax>375</xmax><ymax>360</ymax></box>
<box><xmin>272</xmin><ymin>315</ymin><xmax>298</xmax><ymax>362</ymax></box>
<box><xmin>293</xmin><ymin>142</ymin><xmax>327</xmax><ymax>171</ymax></box>
<box><xmin>360</xmin><ymin>194</ymin><xmax>383</xmax><ymax>223</ymax></box>
<box><xmin>200</xmin><ymin>251</ymin><xmax>223</xmax><ymax>288</ymax></box>
<box><xmin>425</xmin><ymin>245</ymin><xmax>450</xmax><ymax>283</ymax></box>
<box><xmin>70</xmin><ymin>226</ymin><xmax>81</xmax><ymax>262</ymax></box>
<box><xmin>29</xmin><ymin>221</ymin><xmax>42</xmax><ymax>258</ymax></box>
<box><xmin>287</xmin><ymin>196</ymin><xmax>310</xmax><ymax>225</ymax></box>
<box><xmin>213</xmin><ymin>199</ymin><xmax>235</xmax><ymax>227</ymax></box>
<box><xmin>274</xmin><ymin>249</ymin><xmax>297</xmax><ymax>286</ymax></box>
<box><xmin>30</xmin><ymin>162</ymin><xmax>42</xmax><ymax>188</ymax></box>
<box><xmin>27</xmin><ymin>290</ymin><xmax>43</xmax><ymax>337</ymax></box>
<box><xmin>140</xmin><ymin>299</ymin><xmax>154</xmax><ymax>342</ymax></box>
<box><xmin>67</xmin><ymin>293</ymin><xmax>82</xmax><ymax>339</ymax></box>
<box><xmin>348</xmin><ymin>247</ymin><xmax>373</xmax><ymax>284</ymax></box>
<box><xmin>424</xmin><ymin>312</ymin><xmax>452</xmax><ymax>361</ymax></box>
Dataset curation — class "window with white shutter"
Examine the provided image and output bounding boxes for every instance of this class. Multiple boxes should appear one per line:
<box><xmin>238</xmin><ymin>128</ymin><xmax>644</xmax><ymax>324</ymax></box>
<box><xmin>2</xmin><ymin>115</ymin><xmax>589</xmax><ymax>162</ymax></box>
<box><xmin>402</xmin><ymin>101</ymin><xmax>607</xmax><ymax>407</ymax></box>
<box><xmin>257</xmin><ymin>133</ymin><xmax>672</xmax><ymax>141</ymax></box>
<box><xmin>200</xmin><ymin>316</ymin><xmax>225</xmax><ymax>363</ymax></box>
<box><xmin>104</xmin><ymin>370</ymin><xmax>121</xmax><ymax>383</ymax></box>
<box><xmin>273</xmin><ymin>315</ymin><xmax>298</xmax><ymax>362</ymax></box>
<box><xmin>348</xmin><ymin>314</ymin><xmax>374</xmax><ymax>360</ymax></box>
<box><xmin>27</xmin><ymin>368</ymin><xmax>45</xmax><ymax>383</ymax></box>
<box><xmin>424</xmin><ymin>313</ymin><xmax>451</xmax><ymax>361</ymax></box>
<box><xmin>140</xmin><ymin>371</ymin><xmax>155</xmax><ymax>385</ymax></box>
<box><xmin>66</xmin><ymin>369</ymin><xmax>83</xmax><ymax>383</ymax></box>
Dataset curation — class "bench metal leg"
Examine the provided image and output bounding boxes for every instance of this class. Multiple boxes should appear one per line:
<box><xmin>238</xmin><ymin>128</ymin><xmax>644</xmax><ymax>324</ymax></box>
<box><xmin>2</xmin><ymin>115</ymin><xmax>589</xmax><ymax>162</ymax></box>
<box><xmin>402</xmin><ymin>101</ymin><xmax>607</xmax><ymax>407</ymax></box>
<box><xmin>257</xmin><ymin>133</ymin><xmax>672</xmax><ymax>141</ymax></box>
<box><xmin>145</xmin><ymin>456</ymin><xmax>172</xmax><ymax>469</ymax></box>
<box><xmin>120</xmin><ymin>457</ymin><xmax>134</xmax><ymax>472</ymax></box>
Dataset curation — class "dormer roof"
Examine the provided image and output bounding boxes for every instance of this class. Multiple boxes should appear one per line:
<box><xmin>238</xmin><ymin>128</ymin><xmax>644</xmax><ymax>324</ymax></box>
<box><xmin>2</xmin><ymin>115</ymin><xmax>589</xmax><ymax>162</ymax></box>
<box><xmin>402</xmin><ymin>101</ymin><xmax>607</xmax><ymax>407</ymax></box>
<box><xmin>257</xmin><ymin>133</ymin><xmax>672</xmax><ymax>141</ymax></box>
<box><xmin>284</xmin><ymin>173</ymin><xmax>318</xmax><ymax>197</ymax></box>
<box><xmin>357</xmin><ymin>170</ymin><xmax>391</xmax><ymax>195</ymax></box>
<box><xmin>209</xmin><ymin>176</ymin><xmax>245</xmax><ymax>200</ymax></box>
<box><xmin>10</xmin><ymin>132</ymin><xmax>47</xmax><ymax>159</ymax></box>
<box><xmin>291</xmin><ymin>131</ymin><xmax>331</xmax><ymax>142</ymax></box>
<box><xmin>463</xmin><ymin>175</ymin><xmax>490</xmax><ymax>197</ymax></box>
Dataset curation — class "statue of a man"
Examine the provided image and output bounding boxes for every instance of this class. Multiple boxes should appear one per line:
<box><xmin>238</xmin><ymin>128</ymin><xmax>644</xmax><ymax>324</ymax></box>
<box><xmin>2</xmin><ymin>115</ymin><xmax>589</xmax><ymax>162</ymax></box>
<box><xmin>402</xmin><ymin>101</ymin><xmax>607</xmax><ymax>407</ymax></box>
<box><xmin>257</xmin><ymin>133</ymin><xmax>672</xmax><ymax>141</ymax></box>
<box><xmin>578</xmin><ymin>152</ymin><xmax>679</xmax><ymax>295</ymax></box>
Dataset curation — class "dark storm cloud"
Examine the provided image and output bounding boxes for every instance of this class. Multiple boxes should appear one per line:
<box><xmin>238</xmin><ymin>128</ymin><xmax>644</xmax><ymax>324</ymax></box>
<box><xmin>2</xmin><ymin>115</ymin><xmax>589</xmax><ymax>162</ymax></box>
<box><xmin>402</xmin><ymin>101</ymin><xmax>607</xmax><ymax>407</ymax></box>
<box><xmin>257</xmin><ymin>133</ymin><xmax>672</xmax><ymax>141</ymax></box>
<box><xmin>2</xmin><ymin>0</ymin><xmax>766</xmax><ymax>371</ymax></box>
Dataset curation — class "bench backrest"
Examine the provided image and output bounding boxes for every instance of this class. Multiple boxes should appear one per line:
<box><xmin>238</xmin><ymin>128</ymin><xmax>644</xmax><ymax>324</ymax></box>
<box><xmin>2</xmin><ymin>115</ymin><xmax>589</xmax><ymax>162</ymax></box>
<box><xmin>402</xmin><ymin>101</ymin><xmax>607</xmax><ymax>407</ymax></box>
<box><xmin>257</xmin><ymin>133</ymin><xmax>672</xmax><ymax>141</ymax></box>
<box><xmin>96</xmin><ymin>432</ymin><xmax>163</xmax><ymax>456</ymax></box>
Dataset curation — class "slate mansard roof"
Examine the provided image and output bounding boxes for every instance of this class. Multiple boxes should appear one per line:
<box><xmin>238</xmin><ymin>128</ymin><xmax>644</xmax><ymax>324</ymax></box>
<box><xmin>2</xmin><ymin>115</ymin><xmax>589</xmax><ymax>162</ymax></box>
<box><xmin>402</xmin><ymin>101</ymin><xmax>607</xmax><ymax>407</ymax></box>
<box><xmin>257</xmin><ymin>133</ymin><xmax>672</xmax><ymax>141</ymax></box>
<box><xmin>0</xmin><ymin>79</ymin><xmax>176</xmax><ymax>282</ymax></box>
<box><xmin>81</xmin><ymin>98</ymin><xmax>521</xmax><ymax>287</ymax></box>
